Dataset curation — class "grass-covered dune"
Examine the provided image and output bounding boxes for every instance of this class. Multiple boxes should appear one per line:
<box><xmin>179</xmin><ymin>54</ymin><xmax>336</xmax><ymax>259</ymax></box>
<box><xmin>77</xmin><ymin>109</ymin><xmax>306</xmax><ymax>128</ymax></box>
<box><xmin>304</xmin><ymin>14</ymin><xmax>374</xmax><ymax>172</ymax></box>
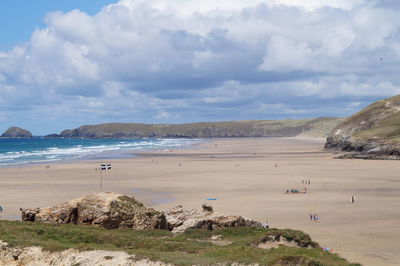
<box><xmin>56</xmin><ymin>117</ymin><xmax>342</xmax><ymax>139</ymax></box>
<box><xmin>0</xmin><ymin>220</ymin><xmax>359</xmax><ymax>265</ymax></box>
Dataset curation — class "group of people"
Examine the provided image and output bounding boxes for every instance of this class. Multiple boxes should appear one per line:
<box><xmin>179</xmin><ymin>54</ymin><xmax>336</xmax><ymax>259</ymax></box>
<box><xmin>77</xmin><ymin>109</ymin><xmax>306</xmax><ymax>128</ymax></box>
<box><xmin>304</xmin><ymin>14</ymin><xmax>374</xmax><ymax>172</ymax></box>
<box><xmin>310</xmin><ymin>213</ymin><xmax>320</xmax><ymax>222</ymax></box>
<box><xmin>285</xmin><ymin>178</ymin><xmax>312</xmax><ymax>194</ymax></box>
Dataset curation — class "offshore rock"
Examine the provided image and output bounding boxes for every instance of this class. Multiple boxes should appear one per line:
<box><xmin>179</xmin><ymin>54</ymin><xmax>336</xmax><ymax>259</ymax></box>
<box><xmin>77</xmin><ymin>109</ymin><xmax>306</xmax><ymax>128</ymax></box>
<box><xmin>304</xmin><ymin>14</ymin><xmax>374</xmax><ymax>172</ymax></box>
<box><xmin>20</xmin><ymin>192</ymin><xmax>167</xmax><ymax>230</ymax></box>
<box><xmin>1</xmin><ymin>127</ymin><xmax>32</xmax><ymax>138</ymax></box>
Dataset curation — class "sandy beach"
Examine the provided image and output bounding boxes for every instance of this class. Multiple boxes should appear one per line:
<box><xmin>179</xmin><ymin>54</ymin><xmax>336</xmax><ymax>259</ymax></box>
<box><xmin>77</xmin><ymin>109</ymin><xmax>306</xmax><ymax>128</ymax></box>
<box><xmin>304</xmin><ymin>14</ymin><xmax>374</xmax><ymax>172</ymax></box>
<box><xmin>0</xmin><ymin>137</ymin><xmax>399</xmax><ymax>265</ymax></box>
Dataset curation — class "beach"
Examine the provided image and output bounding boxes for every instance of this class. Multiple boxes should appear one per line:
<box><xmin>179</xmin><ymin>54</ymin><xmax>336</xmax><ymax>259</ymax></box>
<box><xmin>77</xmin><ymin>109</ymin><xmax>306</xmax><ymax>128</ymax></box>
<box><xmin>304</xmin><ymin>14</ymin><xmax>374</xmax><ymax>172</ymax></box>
<box><xmin>0</xmin><ymin>137</ymin><xmax>399</xmax><ymax>265</ymax></box>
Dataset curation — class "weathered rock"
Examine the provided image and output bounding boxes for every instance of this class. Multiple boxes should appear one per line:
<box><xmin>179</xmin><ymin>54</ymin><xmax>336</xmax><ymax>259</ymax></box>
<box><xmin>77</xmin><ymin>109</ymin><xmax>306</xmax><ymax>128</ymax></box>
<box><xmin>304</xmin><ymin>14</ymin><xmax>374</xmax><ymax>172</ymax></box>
<box><xmin>165</xmin><ymin>204</ymin><xmax>261</xmax><ymax>233</ymax></box>
<box><xmin>1</xmin><ymin>127</ymin><xmax>32</xmax><ymax>138</ymax></box>
<box><xmin>20</xmin><ymin>192</ymin><xmax>167</xmax><ymax>230</ymax></box>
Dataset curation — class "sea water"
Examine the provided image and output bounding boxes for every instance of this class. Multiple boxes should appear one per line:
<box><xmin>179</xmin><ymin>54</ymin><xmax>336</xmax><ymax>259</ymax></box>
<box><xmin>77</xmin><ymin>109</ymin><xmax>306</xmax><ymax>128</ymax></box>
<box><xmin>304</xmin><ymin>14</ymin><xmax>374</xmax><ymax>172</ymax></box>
<box><xmin>0</xmin><ymin>138</ymin><xmax>201</xmax><ymax>167</ymax></box>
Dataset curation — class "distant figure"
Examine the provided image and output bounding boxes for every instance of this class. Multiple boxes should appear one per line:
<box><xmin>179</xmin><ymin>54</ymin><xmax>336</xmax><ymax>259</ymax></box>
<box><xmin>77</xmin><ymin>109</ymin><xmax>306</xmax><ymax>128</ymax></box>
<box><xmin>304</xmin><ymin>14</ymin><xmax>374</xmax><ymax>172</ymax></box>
<box><xmin>179</xmin><ymin>163</ymin><xmax>182</xmax><ymax>167</ymax></box>
<box><xmin>0</xmin><ymin>206</ymin><xmax>3</xmax><ymax>213</ymax></box>
<box><xmin>302</xmin><ymin>180</ymin><xmax>304</xmax><ymax>184</ymax></box>
<box><xmin>304</xmin><ymin>187</ymin><xmax>307</xmax><ymax>193</ymax></box>
<box><xmin>286</xmin><ymin>189</ymin><xmax>289</xmax><ymax>194</ymax></box>
<box><xmin>263</xmin><ymin>220</ymin><xmax>269</xmax><ymax>229</ymax></box>
<box><xmin>275</xmin><ymin>164</ymin><xmax>278</xmax><ymax>167</ymax></box>
<box><xmin>310</xmin><ymin>214</ymin><xmax>313</xmax><ymax>221</ymax></box>
<box><xmin>46</xmin><ymin>165</ymin><xmax>49</xmax><ymax>169</ymax></box>
<box><xmin>351</xmin><ymin>196</ymin><xmax>356</xmax><ymax>203</ymax></box>
<box><xmin>308</xmin><ymin>180</ymin><xmax>311</xmax><ymax>185</ymax></box>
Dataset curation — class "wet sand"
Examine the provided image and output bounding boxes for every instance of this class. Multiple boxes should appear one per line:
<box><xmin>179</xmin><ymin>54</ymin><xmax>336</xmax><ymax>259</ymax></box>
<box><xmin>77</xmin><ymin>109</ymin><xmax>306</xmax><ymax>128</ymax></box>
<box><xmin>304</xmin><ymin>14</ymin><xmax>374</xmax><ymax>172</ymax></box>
<box><xmin>1</xmin><ymin>138</ymin><xmax>399</xmax><ymax>265</ymax></box>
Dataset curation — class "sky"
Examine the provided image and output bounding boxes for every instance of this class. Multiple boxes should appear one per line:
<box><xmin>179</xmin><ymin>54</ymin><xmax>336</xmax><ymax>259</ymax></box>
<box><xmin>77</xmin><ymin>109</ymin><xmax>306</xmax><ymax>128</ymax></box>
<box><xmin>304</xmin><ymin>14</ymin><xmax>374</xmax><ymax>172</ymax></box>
<box><xmin>0</xmin><ymin>0</ymin><xmax>400</xmax><ymax>135</ymax></box>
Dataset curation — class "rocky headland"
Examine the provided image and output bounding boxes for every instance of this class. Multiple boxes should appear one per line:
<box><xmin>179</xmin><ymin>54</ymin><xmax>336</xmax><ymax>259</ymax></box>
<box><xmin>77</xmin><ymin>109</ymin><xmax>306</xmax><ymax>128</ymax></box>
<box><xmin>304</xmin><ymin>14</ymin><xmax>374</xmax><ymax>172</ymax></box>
<box><xmin>325</xmin><ymin>95</ymin><xmax>400</xmax><ymax>159</ymax></box>
<box><xmin>54</xmin><ymin>117</ymin><xmax>342</xmax><ymax>139</ymax></box>
<box><xmin>1</xmin><ymin>127</ymin><xmax>32</xmax><ymax>138</ymax></box>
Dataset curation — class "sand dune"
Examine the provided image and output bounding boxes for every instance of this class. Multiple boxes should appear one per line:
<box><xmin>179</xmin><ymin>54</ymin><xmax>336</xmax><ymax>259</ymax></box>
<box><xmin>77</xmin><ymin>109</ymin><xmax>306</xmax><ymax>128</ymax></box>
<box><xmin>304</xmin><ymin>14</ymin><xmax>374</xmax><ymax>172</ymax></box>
<box><xmin>0</xmin><ymin>138</ymin><xmax>399</xmax><ymax>265</ymax></box>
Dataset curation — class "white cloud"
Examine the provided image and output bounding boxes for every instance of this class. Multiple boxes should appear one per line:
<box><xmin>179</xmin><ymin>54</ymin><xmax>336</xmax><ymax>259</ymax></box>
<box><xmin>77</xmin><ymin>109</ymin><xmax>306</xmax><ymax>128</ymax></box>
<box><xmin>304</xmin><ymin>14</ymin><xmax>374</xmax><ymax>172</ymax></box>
<box><xmin>0</xmin><ymin>0</ymin><xmax>400</xmax><ymax>134</ymax></box>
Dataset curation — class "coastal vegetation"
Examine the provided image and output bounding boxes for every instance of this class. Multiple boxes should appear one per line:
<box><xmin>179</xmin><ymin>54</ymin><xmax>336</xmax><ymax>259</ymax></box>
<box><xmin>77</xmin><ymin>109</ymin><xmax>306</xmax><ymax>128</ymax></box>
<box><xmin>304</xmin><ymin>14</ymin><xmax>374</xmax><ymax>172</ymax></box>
<box><xmin>0</xmin><ymin>220</ymin><xmax>359</xmax><ymax>265</ymax></box>
<box><xmin>56</xmin><ymin>117</ymin><xmax>342</xmax><ymax>139</ymax></box>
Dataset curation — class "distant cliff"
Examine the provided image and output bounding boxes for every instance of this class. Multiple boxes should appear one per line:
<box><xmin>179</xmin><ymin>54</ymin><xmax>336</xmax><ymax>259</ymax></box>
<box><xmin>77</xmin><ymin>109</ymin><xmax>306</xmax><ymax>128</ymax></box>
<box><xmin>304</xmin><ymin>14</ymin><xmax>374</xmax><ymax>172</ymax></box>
<box><xmin>1</xmin><ymin>127</ymin><xmax>32</xmax><ymax>138</ymax></box>
<box><xmin>325</xmin><ymin>95</ymin><xmax>400</xmax><ymax>159</ymax></box>
<box><xmin>57</xmin><ymin>117</ymin><xmax>342</xmax><ymax>139</ymax></box>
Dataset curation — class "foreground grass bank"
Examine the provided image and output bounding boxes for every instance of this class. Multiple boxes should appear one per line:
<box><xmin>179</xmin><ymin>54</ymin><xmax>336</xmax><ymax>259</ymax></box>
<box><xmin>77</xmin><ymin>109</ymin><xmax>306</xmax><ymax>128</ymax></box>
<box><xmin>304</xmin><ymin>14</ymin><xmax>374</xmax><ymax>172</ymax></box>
<box><xmin>0</xmin><ymin>220</ymin><xmax>359</xmax><ymax>265</ymax></box>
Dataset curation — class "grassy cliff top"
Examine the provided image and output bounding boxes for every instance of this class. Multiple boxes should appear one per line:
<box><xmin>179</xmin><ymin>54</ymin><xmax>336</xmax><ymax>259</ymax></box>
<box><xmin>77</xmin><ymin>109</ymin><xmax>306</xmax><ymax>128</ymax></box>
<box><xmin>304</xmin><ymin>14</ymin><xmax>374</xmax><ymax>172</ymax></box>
<box><xmin>331</xmin><ymin>95</ymin><xmax>400</xmax><ymax>141</ymax></box>
<box><xmin>0</xmin><ymin>221</ymin><xmax>359</xmax><ymax>266</ymax></box>
<box><xmin>59</xmin><ymin>117</ymin><xmax>343</xmax><ymax>139</ymax></box>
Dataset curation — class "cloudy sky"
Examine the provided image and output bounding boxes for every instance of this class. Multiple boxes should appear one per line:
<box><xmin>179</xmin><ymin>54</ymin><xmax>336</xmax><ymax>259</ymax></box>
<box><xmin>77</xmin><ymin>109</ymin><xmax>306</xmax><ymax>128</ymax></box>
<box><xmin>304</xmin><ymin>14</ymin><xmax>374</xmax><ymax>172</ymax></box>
<box><xmin>1</xmin><ymin>0</ymin><xmax>399</xmax><ymax>135</ymax></box>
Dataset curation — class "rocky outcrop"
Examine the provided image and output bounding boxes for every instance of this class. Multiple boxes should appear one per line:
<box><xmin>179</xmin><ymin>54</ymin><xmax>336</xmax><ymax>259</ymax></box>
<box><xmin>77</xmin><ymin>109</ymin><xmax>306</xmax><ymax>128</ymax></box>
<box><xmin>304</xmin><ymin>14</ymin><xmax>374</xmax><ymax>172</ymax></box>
<box><xmin>20</xmin><ymin>192</ymin><xmax>167</xmax><ymax>230</ymax></box>
<box><xmin>44</xmin><ymin>133</ymin><xmax>60</xmax><ymax>138</ymax></box>
<box><xmin>21</xmin><ymin>193</ymin><xmax>262</xmax><ymax>233</ymax></box>
<box><xmin>165</xmin><ymin>204</ymin><xmax>262</xmax><ymax>233</ymax></box>
<box><xmin>0</xmin><ymin>240</ymin><xmax>170</xmax><ymax>266</ymax></box>
<box><xmin>325</xmin><ymin>95</ymin><xmax>400</xmax><ymax>159</ymax></box>
<box><xmin>1</xmin><ymin>127</ymin><xmax>32</xmax><ymax>138</ymax></box>
<box><xmin>57</xmin><ymin>118</ymin><xmax>342</xmax><ymax>139</ymax></box>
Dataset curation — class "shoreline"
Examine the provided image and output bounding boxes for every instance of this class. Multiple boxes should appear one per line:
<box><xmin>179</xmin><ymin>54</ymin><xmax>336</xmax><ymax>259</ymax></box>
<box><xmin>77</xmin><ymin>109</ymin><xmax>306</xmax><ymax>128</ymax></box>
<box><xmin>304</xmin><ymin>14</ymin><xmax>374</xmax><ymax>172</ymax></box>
<box><xmin>0</xmin><ymin>138</ymin><xmax>208</xmax><ymax>169</ymax></box>
<box><xmin>0</xmin><ymin>137</ymin><xmax>399</xmax><ymax>265</ymax></box>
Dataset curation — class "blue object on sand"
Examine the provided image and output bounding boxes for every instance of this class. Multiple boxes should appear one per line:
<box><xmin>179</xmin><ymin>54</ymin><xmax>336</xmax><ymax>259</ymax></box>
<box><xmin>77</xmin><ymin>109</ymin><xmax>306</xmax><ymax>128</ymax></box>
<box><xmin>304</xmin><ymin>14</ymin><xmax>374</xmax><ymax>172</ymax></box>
<box><xmin>207</xmin><ymin>198</ymin><xmax>217</xmax><ymax>201</ymax></box>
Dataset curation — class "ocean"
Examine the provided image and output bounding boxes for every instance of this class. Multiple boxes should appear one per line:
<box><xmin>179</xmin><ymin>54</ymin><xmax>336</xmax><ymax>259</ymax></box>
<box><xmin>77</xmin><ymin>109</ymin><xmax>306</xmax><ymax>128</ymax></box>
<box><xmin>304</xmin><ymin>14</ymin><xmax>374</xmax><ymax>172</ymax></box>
<box><xmin>0</xmin><ymin>138</ymin><xmax>201</xmax><ymax>167</ymax></box>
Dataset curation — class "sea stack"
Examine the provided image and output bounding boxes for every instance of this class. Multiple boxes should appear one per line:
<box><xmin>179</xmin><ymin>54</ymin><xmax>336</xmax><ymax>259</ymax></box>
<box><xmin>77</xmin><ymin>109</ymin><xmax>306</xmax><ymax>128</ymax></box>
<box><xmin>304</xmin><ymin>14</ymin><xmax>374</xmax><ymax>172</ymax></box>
<box><xmin>1</xmin><ymin>127</ymin><xmax>33</xmax><ymax>138</ymax></box>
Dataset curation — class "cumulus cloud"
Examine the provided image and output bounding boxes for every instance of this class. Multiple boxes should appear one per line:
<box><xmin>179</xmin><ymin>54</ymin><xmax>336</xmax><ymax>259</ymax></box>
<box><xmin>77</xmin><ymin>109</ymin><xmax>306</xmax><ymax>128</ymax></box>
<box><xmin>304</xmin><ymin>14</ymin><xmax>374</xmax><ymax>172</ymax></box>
<box><xmin>0</xmin><ymin>0</ymin><xmax>399</xmax><ymax>134</ymax></box>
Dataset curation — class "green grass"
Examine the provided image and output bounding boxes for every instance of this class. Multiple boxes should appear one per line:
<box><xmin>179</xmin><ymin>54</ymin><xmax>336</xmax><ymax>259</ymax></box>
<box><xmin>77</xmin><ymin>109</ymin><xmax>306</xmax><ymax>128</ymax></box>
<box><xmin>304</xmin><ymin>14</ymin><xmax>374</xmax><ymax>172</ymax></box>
<box><xmin>0</xmin><ymin>221</ymin><xmax>360</xmax><ymax>265</ymax></box>
<box><xmin>60</xmin><ymin>117</ymin><xmax>343</xmax><ymax>139</ymax></box>
<box><xmin>355</xmin><ymin>112</ymin><xmax>400</xmax><ymax>140</ymax></box>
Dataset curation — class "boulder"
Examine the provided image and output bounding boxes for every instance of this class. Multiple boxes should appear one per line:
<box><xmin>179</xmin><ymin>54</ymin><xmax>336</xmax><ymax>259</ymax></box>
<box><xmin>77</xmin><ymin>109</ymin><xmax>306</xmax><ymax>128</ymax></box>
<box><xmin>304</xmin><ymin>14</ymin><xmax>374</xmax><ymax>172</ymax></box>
<box><xmin>165</xmin><ymin>204</ymin><xmax>261</xmax><ymax>233</ymax></box>
<box><xmin>20</xmin><ymin>192</ymin><xmax>167</xmax><ymax>230</ymax></box>
<box><xmin>1</xmin><ymin>127</ymin><xmax>32</xmax><ymax>138</ymax></box>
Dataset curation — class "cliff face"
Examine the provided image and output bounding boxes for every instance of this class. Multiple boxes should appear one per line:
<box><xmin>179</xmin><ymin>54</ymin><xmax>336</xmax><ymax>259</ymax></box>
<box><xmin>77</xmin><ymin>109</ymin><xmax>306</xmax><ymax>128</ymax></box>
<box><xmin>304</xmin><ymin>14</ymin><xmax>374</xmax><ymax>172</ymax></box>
<box><xmin>59</xmin><ymin>117</ymin><xmax>342</xmax><ymax>139</ymax></box>
<box><xmin>325</xmin><ymin>95</ymin><xmax>400</xmax><ymax>158</ymax></box>
<box><xmin>1</xmin><ymin>127</ymin><xmax>32</xmax><ymax>138</ymax></box>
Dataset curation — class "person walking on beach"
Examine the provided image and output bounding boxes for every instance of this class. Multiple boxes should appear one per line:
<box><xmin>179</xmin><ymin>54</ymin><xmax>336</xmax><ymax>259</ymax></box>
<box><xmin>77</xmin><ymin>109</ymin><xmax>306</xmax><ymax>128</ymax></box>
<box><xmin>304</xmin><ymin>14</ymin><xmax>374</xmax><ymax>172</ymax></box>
<box><xmin>351</xmin><ymin>196</ymin><xmax>355</xmax><ymax>203</ymax></box>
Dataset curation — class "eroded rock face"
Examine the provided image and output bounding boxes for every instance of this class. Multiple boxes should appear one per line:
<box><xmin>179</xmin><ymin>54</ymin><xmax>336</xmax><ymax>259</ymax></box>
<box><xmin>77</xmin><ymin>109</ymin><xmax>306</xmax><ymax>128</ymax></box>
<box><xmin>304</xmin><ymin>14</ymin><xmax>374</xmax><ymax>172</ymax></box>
<box><xmin>20</xmin><ymin>192</ymin><xmax>167</xmax><ymax>230</ymax></box>
<box><xmin>165</xmin><ymin>204</ymin><xmax>261</xmax><ymax>233</ymax></box>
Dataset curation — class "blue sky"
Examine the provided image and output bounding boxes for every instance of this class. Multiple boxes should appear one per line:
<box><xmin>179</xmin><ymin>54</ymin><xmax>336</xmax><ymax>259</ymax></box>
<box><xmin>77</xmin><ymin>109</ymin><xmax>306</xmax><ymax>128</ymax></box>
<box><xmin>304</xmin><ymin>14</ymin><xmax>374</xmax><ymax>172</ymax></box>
<box><xmin>0</xmin><ymin>0</ymin><xmax>400</xmax><ymax>135</ymax></box>
<box><xmin>0</xmin><ymin>0</ymin><xmax>118</xmax><ymax>50</ymax></box>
